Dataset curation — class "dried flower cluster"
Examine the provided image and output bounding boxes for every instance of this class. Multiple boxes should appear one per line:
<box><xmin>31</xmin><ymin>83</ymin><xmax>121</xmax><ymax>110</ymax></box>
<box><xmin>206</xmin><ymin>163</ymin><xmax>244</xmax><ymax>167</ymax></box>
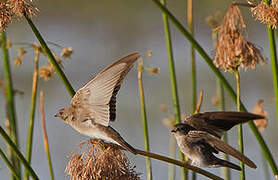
<box><xmin>39</xmin><ymin>53</ymin><xmax>62</xmax><ymax>80</ymax></box>
<box><xmin>65</xmin><ymin>139</ymin><xmax>140</xmax><ymax>180</ymax></box>
<box><xmin>0</xmin><ymin>3</ymin><xmax>12</xmax><ymax>31</ymax></box>
<box><xmin>205</xmin><ymin>11</ymin><xmax>222</xmax><ymax>30</ymax></box>
<box><xmin>14</xmin><ymin>47</ymin><xmax>27</xmax><ymax>66</ymax></box>
<box><xmin>60</xmin><ymin>47</ymin><xmax>73</xmax><ymax>58</ymax></box>
<box><xmin>251</xmin><ymin>0</ymin><xmax>278</xmax><ymax>29</ymax></box>
<box><xmin>252</xmin><ymin>99</ymin><xmax>268</xmax><ymax>132</ymax></box>
<box><xmin>214</xmin><ymin>5</ymin><xmax>265</xmax><ymax>72</ymax></box>
<box><xmin>39</xmin><ymin>46</ymin><xmax>72</xmax><ymax>80</ymax></box>
<box><xmin>0</xmin><ymin>0</ymin><xmax>38</xmax><ymax>31</ymax></box>
<box><xmin>160</xmin><ymin>104</ymin><xmax>186</xmax><ymax>129</ymax></box>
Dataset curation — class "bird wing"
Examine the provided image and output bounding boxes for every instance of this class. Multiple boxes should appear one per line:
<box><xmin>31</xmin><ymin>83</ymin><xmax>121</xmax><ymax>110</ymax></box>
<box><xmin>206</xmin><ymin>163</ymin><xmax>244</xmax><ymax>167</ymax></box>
<box><xmin>71</xmin><ymin>53</ymin><xmax>140</xmax><ymax>126</ymax></box>
<box><xmin>185</xmin><ymin>111</ymin><xmax>264</xmax><ymax>138</ymax></box>
<box><xmin>187</xmin><ymin>131</ymin><xmax>257</xmax><ymax>168</ymax></box>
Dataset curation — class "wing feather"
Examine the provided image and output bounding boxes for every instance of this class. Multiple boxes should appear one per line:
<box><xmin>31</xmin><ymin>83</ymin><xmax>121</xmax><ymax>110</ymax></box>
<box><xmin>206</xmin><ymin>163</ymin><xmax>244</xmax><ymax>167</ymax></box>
<box><xmin>71</xmin><ymin>53</ymin><xmax>140</xmax><ymax>126</ymax></box>
<box><xmin>187</xmin><ymin>131</ymin><xmax>257</xmax><ymax>168</ymax></box>
<box><xmin>185</xmin><ymin>111</ymin><xmax>264</xmax><ymax>138</ymax></box>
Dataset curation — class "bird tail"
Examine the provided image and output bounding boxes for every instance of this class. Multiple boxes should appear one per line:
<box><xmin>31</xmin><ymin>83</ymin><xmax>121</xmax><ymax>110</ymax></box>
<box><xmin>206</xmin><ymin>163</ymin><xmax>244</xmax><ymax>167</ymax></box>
<box><xmin>119</xmin><ymin>139</ymin><xmax>138</xmax><ymax>155</ymax></box>
<box><xmin>216</xmin><ymin>159</ymin><xmax>241</xmax><ymax>171</ymax></box>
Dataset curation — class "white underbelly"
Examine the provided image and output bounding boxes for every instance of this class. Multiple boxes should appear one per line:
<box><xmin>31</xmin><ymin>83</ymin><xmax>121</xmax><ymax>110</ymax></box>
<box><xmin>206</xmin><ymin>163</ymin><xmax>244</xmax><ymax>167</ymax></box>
<box><xmin>77</xmin><ymin>127</ymin><xmax>120</xmax><ymax>146</ymax></box>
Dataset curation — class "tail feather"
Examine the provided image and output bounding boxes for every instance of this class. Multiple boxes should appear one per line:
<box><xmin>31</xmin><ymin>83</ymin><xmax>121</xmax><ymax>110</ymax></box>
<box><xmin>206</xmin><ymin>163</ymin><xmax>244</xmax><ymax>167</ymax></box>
<box><xmin>216</xmin><ymin>159</ymin><xmax>241</xmax><ymax>171</ymax></box>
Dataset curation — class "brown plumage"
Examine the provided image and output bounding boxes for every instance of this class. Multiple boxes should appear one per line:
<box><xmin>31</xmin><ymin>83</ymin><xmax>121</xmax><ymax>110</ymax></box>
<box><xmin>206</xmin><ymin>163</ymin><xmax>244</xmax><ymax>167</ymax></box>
<box><xmin>171</xmin><ymin>111</ymin><xmax>263</xmax><ymax>170</ymax></box>
<box><xmin>55</xmin><ymin>53</ymin><xmax>140</xmax><ymax>154</ymax></box>
<box><xmin>184</xmin><ymin>111</ymin><xmax>264</xmax><ymax>138</ymax></box>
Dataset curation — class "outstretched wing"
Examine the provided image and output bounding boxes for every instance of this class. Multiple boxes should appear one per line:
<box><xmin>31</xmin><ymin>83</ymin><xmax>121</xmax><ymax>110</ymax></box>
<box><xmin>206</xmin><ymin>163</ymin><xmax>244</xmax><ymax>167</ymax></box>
<box><xmin>71</xmin><ymin>53</ymin><xmax>140</xmax><ymax>126</ymax></box>
<box><xmin>185</xmin><ymin>111</ymin><xmax>264</xmax><ymax>138</ymax></box>
<box><xmin>187</xmin><ymin>131</ymin><xmax>257</xmax><ymax>168</ymax></box>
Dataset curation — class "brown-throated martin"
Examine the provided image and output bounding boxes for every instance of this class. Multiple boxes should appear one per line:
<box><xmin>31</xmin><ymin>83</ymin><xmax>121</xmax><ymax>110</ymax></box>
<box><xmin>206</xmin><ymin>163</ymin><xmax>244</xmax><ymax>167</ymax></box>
<box><xmin>55</xmin><ymin>53</ymin><xmax>140</xmax><ymax>154</ymax></box>
<box><xmin>171</xmin><ymin>111</ymin><xmax>264</xmax><ymax>170</ymax></box>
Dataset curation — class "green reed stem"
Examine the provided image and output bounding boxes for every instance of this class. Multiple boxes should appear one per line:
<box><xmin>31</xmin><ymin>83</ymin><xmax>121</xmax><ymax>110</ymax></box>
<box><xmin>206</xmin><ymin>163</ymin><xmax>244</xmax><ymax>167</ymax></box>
<box><xmin>234</xmin><ymin>70</ymin><xmax>245</xmax><ymax>180</ymax></box>
<box><xmin>0</xmin><ymin>126</ymin><xmax>39</xmax><ymax>180</ymax></box>
<box><xmin>168</xmin><ymin>135</ymin><xmax>176</xmax><ymax>180</ymax></box>
<box><xmin>136</xmin><ymin>149</ymin><xmax>223</xmax><ymax>180</ymax></box>
<box><xmin>218</xmin><ymin>79</ymin><xmax>230</xmax><ymax>179</ymax></box>
<box><xmin>0</xmin><ymin>148</ymin><xmax>20</xmax><ymax>180</ymax></box>
<box><xmin>264</xmin><ymin>0</ymin><xmax>278</xmax><ymax>127</ymax></box>
<box><xmin>151</xmin><ymin>0</ymin><xmax>278</xmax><ymax>176</ymax></box>
<box><xmin>40</xmin><ymin>91</ymin><xmax>55</xmax><ymax>180</ymax></box>
<box><xmin>159</xmin><ymin>0</ymin><xmax>186</xmax><ymax>179</ymax></box>
<box><xmin>137</xmin><ymin>62</ymin><xmax>153</xmax><ymax>180</ymax></box>
<box><xmin>217</xmin><ymin>78</ymin><xmax>230</xmax><ymax>179</ymax></box>
<box><xmin>187</xmin><ymin>0</ymin><xmax>196</xmax><ymax>179</ymax></box>
<box><xmin>1</xmin><ymin>32</ymin><xmax>21</xmax><ymax>179</ymax></box>
<box><xmin>188</xmin><ymin>0</ymin><xmax>196</xmax><ymax>112</ymax></box>
<box><xmin>24</xmin><ymin>51</ymin><xmax>40</xmax><ymax>180</ymax></box>
<box><xmin>24</xmin><ymin>15</ymin><xmax>75</xmax><ymax>97</ymax></box>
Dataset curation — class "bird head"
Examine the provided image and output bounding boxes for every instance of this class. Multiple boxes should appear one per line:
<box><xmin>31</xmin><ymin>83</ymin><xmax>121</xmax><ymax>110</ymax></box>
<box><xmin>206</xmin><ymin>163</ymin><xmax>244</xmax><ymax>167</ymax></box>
<box><xmin>171</xmin><ymin>123</ymin><xmax>194</xmax><ymax>136</ymax></box>
<box><xmin>55</xmin><ymin>107</ymin><xmax>74</xmax><ymax>123</ymax></box>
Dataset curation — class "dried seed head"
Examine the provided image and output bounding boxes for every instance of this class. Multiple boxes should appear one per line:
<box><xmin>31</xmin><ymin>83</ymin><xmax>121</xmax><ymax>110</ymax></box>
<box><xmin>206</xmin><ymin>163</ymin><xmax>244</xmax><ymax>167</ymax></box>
<box><xmin>252</xmin><ymin>99</ymin><xmax>268</xmax><ymax>132</ymax></box>
<box><xmin>206</xmin><ymin>11</ymin><xmax>222</xmax><ymax>30</ymax></box>
<box><xmin>162</xmin><ymin>116</ymin><xmax>175</xmax><ymax>129</ymax></box>
<box><xmin>6</xmin><ymin>0</ymin><xmax>38</xmax><ymax>18</ymax></box>
<box><xmin>39</xmin><ymin>52</ymin><xmax>63</xmax><ymax>80</ymax></box>
<box><xmin>0</xmin><ymin>3</ymin><xmax>12</xmax><ymax>32</ymax></box>
<box><xmin>145</xmin><ymin>50</ymin><xmax>152</xmax><ymax>57</ymax></box>
<box><xmin>60</xmin><ymin>47</ymin><xmax>73</xmax><ymax>58</ymax></box>
<box><xmin>14</xmin><ymin>56</ymin><xmax>22</xmax><ymax>66</ymax></box>
<box><xmin>65</xmin><ymin>139</ymin><xmax>140</xmax><ymax>180</ymax></box>
<box><xmin>160</xmin><ymin>104</ymin><xmax>168</xmax><ymax>113</ymax></box>
<box><xmin>214</xmin><ymin>5</ymin><xmax>265</xmax><ymax>72</ymax></box>
<box><xmin>39</xmin><ymin>66</ymin><xmax>53</xmax><ymax>80</ymax></box>
<box><xmin>251</xmin><ymin>1</ymin><xmax>278</xmax><ymax>29</ymax></box>
<box><xmin>146</xmin><ymin>67</ymin><xmax>159</xmax><ymax>75</ymax></box>
<box><xmin>13</xmin><ymin>47</ymin><xmax>27</xmax><ymax>66</ymax></box>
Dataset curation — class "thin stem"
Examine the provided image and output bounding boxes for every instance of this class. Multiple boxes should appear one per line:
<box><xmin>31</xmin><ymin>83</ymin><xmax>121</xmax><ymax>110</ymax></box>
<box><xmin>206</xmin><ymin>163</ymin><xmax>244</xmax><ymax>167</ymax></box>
<box><xmin>151</xmin><ymin>0</ymin><xmax>278</xmax><ymax>176</ymax></box>
<box><xmin>24</xmin><ymin>50</ymin><xmax>40</xmax><ymax>180</ymax></box>
<box><xmin>0</xmin><ymin>126</ymin><xmax>39</xmax><ymax>180</ymax></box>
<box><xmin>266</xmin><ymin>13</ymin><xmax>278</xmax><ymax>127</ymax></box>
<box><xmin>136</xmin><ymin>149</ymin><xmax>223</xmax><ymax>180</ymax></box>
<box><xmin>168</xmin><ymin>135</ymin><xmax>176</xmax><ymax>180</ymax></box>
<box><xmin>217</xmin><ymin>79</ymin><xmax>230</xmax><ymax>180</ymax></box>
<box><xmin>159</xmin><ymin>0</ymin><xmax>185</xmax><ymax>179</ymax></box>
<box><xmin>24</xmin><ymin>15</ymin><xmax>75</xmax><ymax>97</ymax></box>
<box><xmin>137</xmin><ymin>61</ymin><xmax>153</xmax><ymax>180</ymax></box>
<box><xmin>261</xmin><ymin>150</ymin><xmax>271</xmax><ymax>180</ymax></box>
<box><xmin>188</xmin><ymin>0</ymin><xmax>196</xmax><ymax>113</ymax></box>
<box><xmin>40</xmin><ymin>91</ymin><xmax>55</xmax><ymax>180</ymax></box>
<box><xmin>1</xmin><ymin>32</ymin><xmax>21</xmax><ymax>179</ymax></box>
<box><xmin>235</xmin><ymin>70</ymin><xmax>245</xmax><ymax>180</ymax></box>
<box><xmin>0</xmin><ymin>148</ymin><xmax>20</xmax><ymax>180</ymax></box>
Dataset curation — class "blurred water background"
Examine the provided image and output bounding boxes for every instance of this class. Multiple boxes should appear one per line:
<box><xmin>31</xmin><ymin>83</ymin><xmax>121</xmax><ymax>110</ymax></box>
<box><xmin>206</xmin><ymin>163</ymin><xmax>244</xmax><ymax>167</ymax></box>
<box><xmin>0</xmin><ymin>0</ymin><xmax>277</xmax><ymax>179</ymax></box>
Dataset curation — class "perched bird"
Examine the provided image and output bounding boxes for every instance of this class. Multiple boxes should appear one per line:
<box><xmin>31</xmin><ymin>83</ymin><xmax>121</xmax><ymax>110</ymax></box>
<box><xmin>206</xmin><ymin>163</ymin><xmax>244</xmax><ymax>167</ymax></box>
<box><xmin>55</xmin><ymin>53</ymin><xmax>140</xmax><ymax>154</ymax></box>
<box><xmin>171</xmin><ymin>111</ymin><xmax>264</xmax><ymax>170</ymax></box>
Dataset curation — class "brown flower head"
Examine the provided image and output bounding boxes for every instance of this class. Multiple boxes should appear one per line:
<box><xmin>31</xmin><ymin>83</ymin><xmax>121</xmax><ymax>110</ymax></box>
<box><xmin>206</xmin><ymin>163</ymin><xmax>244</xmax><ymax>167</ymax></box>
<box><xmin>13</xmin><ymin>47</ymin><xmax>27</xmax><ymax>66</ymax></box>
<box><xmin>0</xmin><ymin>3</ymin><xmax>12</xmax><ymax>32</ymax></box>
<box><xmin>66</xmin><ymin>139</ymin><xmax>140</xmax><ymax>180</ymax></box>
<box><xmin>251</xmin><ymin>0</ymin><xmax>278</xmax><ymax>29</ymax></box>
<box><xmin>39</xmin><ymin>52</ymin><xmax>63</xmax><ymax>80</ymax></box>
<box><xmin>6</xmin><ymin>0</ymin><xmax>38</xmax><ymax>18</ymax></box>
<box><xmin>252</xmin><ymin>99</ymin><xmax>268</xmax><ymax>132</ymax></box>
<box><xmin>214</xmin><ymin>5</ymin><xmax>265</xmax><ymax>72</ymax></box>
<box><xmin>60</xmin><ymin>47</ymin><xmax>73</xmax><ymax>59</ymax></box>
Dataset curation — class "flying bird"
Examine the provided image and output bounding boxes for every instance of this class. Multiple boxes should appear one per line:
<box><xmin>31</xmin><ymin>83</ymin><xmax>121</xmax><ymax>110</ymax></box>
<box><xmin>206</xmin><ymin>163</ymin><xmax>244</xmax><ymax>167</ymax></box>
<box><xmin>55</xmin><ymin>53</ymin><xmax>140</xmax><ymax>154</ymax></box>
<box><xmin>171</xmin><ymin>111</ymin><xmax>264</xmax><ymax>170</ymax></box>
